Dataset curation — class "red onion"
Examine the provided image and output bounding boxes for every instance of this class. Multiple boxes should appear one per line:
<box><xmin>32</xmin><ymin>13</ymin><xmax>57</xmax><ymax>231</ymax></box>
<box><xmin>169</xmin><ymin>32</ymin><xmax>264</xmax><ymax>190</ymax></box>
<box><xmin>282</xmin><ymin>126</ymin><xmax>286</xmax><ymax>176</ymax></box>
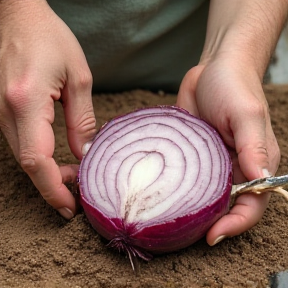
<box><xmin>79</xmin><ymin>106</ymin><xmax>232</xmax><ymax>261</ymax></box>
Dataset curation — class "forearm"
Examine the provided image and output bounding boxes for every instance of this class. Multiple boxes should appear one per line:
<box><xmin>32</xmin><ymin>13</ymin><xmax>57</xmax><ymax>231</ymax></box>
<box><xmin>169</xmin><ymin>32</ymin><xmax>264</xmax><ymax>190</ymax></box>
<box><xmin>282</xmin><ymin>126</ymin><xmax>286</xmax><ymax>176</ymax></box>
<box><xmin>200</xmin><ymin>0</ymin><xmax>288</xmax><ymax>79</ymax></box>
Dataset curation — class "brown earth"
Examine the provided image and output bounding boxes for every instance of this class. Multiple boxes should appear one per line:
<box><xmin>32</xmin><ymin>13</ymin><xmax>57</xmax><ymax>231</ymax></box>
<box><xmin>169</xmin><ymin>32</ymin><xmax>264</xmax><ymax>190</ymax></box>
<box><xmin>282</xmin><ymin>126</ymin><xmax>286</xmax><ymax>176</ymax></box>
<box><xmin>1</xmin><ymin>86</ymin><xmax>288</xmax><ymax>288</ymax></box>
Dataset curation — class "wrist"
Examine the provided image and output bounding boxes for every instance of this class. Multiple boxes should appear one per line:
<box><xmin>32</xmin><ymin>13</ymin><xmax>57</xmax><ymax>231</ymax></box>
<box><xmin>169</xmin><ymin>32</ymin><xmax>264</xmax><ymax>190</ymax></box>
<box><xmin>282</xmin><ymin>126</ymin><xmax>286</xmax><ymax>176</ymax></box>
<box><xmin>199</xmin><ymin>32</ymin><xmax>264</xmax><ymax>81</ymax></box>
<box><xmin>199</xmin><ymin>0</ymin><xmax>288</xmax><ymax>80</ymax></box>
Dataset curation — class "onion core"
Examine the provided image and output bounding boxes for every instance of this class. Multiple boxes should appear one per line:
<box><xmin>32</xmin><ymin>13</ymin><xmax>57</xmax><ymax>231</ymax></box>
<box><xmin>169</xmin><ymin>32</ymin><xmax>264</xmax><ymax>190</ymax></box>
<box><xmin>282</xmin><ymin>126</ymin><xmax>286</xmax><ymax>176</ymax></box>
<box><xmin>79</xmin><ymin>106</ymin><xmax>232</xmax><ymax>260</ymax></box>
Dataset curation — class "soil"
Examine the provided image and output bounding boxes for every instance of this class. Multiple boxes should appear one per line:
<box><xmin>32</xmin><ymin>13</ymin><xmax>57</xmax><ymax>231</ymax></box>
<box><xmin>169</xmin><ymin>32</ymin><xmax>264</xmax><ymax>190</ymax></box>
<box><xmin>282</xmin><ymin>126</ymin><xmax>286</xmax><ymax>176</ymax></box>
<box><xmin>1</xmin><ymin>86</ymin><xmax>288</xmax><ymax>288</ymax></box>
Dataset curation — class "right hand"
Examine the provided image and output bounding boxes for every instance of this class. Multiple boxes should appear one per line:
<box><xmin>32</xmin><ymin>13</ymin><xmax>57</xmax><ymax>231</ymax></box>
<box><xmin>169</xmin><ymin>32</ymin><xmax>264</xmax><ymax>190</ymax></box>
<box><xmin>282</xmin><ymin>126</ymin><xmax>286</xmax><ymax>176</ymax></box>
<box><xmin>177</xmin><ymin>60</ymin><xmax>280</xmax><ymax>245</ymax></box>
<box><xmin>0</xmin><ymin>1</ymin><xmax>96</xmax><ymax>219</ymax></box>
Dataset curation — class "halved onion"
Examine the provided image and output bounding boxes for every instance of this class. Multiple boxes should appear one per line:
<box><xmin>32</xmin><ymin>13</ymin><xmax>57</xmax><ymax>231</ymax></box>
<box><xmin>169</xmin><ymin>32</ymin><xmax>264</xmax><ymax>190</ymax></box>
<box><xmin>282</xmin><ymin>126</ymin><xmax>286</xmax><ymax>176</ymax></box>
<box><xmin>79</xmin><ymin>106</ymin><xmax>232</xmax><ymax>261</ymax></box>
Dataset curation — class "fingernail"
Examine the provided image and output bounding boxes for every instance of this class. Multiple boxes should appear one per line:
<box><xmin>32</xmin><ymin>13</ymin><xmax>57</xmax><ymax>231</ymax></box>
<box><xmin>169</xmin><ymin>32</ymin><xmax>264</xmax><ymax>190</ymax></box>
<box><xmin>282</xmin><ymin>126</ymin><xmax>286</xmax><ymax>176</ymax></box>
<box><xmin>211</xmin><ymin>235</ymin><xmax>227</xmax><ymax>246</ymax></box>
<box><xmin>261</xmin><ymin>168</ymin><xmax>272</xmax><ymax>178</ymax></box>
<box><xmin>82</xmin><ymin>141</ymin><xmax>92</xmax><ymax>156</ymax></box>
<box><xmin>58</xmin><ymin>207</ymin><xmax>74</xmax><ymax>220</ymax></box>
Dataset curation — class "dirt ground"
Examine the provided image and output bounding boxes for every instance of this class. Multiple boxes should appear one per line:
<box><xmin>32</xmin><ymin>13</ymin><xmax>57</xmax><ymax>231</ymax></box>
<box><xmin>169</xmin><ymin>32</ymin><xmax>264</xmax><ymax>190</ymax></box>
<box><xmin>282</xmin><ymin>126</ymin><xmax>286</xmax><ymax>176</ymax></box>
<box><xmin>1</xmin><ymin>86</ymin><xmax>288</xmax><ymax>288</ymax></box>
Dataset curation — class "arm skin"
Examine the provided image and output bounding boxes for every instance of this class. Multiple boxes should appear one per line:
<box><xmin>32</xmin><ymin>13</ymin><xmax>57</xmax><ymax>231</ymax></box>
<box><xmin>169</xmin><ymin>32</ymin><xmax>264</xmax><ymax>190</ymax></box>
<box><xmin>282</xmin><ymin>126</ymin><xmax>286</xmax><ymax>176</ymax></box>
<box><xmin>0</xmin><ymin>0</ymin><xmax>96</xmax><ymax>219</ymax></box>
<box><xmin>177</xmin><ymin>0</ymin><xmax>288</xmax><ymax>245</ymax></box>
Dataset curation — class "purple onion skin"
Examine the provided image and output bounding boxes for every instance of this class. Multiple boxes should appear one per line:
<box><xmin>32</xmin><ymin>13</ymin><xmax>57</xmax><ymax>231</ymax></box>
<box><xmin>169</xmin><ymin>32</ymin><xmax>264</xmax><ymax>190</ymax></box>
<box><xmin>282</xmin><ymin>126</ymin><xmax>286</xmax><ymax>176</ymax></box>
<box><xmin>80</xmin><ymin>183</ymin><xmax>231</xmax><ymax>254</ymax></box>
<box><xmin>79</xmin><ymin>106</ymin><xmax>233</xmax><ymax>257</ymax></box>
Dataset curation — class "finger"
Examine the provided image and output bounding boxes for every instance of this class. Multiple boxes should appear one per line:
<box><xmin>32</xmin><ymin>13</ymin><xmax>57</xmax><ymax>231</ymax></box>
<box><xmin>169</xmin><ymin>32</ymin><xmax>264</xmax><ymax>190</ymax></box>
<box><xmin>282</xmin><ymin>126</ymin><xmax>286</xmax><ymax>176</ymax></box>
<box><xmin>231</xmin><ymin>101</ymin><xmax>275</xmax><ymax>181</ymax></box>
<box><xmin>62</xmin><ymin>64</ymin><xmax>96</xmax><ymax>160</ymax></box>
<box><xmin>14</xmin><ymin>99</ymin><xmax>77</xmax><ymax>218</ymax></box>
<box><xmin>176</xmin><ymin>66</ymin><xmax>205</xmax><ymax>117</ymax></box>
<box><xmin>24</xmin><ymin>154</ymin><xmax>77</xmax><ymax>219</ymax></box>
<box><xmin>206</xmin><ymin>193</ymin><xmax>270</xmax><ymax>246</ymax></box>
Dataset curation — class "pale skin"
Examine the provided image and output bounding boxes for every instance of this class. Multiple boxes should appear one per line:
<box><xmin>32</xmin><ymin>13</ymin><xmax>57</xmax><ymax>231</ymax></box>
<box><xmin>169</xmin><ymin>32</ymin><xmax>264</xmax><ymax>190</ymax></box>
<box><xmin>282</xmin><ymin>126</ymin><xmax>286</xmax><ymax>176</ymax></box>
<box><xmin>0</xmin><ymin>0</ymin><xmax>287</xmax><ymax>245</ymax></box>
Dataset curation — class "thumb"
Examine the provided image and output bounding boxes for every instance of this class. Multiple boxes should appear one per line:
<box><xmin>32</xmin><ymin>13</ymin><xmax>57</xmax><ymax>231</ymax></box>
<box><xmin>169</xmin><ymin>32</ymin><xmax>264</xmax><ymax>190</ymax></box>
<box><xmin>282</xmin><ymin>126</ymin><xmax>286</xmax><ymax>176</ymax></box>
<box><xmin>232</xmin><ymin>107</ymin><xmax>274</xmax><ymax>181</ymax></box>
<box><xmin>61</xmin><ymin>69</ymin><xmax>97</xmax><ymax>160</ymax></box>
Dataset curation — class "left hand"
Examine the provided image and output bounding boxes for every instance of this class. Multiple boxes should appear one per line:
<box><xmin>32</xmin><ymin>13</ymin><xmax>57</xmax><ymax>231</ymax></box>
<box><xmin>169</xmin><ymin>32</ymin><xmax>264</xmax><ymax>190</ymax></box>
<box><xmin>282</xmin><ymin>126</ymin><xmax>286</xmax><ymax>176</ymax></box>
<box><xmin>177</xmin><ymin>57</ymin><xmax>280</xmax><ymax>246</ymax></box>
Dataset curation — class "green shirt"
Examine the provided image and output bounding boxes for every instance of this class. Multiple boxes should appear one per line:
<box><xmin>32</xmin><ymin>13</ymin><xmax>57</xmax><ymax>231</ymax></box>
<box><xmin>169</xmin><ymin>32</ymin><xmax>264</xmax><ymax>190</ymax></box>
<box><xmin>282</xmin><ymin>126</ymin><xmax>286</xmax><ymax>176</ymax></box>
<box><xmin>47</xmin><ymin>0</ymin><xmax>209</xmax><ymax>92</ymax></box>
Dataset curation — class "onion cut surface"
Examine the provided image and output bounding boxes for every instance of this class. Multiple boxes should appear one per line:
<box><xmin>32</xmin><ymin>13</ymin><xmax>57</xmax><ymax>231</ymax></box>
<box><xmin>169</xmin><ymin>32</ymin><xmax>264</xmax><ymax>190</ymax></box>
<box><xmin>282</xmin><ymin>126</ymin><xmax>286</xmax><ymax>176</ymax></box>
<box><xmin>79</xmin><ymin>106</ymin><xmax>232</xmax><ymax>259</ymax></box>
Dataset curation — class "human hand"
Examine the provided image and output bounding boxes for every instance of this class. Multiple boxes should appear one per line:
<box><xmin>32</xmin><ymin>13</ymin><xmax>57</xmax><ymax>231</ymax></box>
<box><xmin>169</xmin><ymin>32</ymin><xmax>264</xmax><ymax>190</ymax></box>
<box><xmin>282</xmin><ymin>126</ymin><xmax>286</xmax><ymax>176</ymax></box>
<box><xmin>177</xmin><ymin>58</ymin><xmax>280</xmax><ymax>245</ymax></box>
<box><xmin>0</xmin><ymin>1</ymin><xmax>96</xmax><ymax>219</ymax></box>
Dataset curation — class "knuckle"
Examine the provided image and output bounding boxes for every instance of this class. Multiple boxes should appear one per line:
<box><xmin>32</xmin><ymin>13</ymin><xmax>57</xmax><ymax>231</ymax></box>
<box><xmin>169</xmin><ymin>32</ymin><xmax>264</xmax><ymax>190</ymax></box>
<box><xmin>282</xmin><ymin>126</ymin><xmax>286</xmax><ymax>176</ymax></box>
<box><xmin>74</xmin><ymin>70</ymin><xmax>93</xmax><ymax>90</ymax></box>
<box><xmin>19</xmin><ymin>150</ymin><xmax>39</xmax><ymax>174</ymax></box>
<box><xmin>244</xmin><ymin>100</ymin><xmax>268</xmax><ymax>118</ymax></box>
<box><xmin>4</xmin><ymin>79</ymin><xmax>35</xmax><ymax>111</ymax></box>
<box><xmin>77</xmin><ymin>112</ymin><xmax>97</xmax><ymax>136</ymax></box>
<box><xmin>68</xmin><ymin>111</ymin><xmax>97</xmax><ymax>140</ymax></box>
<box><xmin>254</xmin><ymin>145</ymin><xmax>269</xmax><ymax>167</ymax></box>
